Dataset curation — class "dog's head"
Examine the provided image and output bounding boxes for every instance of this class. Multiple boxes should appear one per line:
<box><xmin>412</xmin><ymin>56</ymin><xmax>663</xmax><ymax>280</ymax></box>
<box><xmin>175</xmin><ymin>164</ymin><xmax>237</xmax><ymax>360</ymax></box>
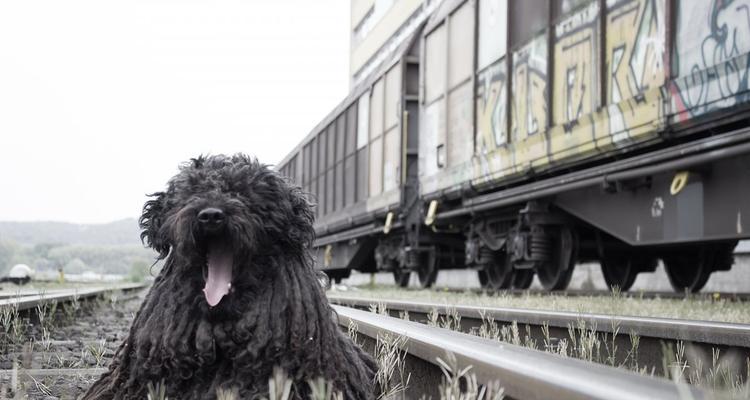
<box><xmin>139</xmin><ymin>154</ymin><xmax>314</xmax><ymax>307</ymax></box>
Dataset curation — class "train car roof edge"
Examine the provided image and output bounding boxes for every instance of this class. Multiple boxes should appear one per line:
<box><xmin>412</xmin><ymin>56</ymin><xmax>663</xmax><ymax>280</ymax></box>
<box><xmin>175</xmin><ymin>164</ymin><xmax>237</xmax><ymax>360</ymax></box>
<box><xmin>275</xmin><ymin>21</ymin><xmax>427</xmax><ymax>170</ymax></box>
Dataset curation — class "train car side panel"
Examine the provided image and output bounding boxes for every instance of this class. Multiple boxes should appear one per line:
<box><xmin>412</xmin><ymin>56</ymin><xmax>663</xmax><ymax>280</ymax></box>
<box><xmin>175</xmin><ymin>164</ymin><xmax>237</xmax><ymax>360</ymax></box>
<box><xmin>669</xmin><ymin>0</ymin><xmax>750</xmax><ymax>123</ymax></box>
<box><xmin>419</xmin><ymin>1</ymin><xmax>476</xmax><ymax>196</ymax></box>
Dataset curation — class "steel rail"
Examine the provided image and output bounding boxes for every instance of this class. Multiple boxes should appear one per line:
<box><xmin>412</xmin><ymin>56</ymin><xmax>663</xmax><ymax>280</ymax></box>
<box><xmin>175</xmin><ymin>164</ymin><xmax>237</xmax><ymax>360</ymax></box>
<box><xmin>329</xmin><ymin>295</ymin><xmax>750</xmax><ymax>348</ymax></box>
<box><xmin>0</xmin><ymin>288</ymin><xmax>72</xmax><ymax>300</ymax></box>
<box><xmin>0</xmin><ymin>282</ymin><xmax>147</xmax><ymax>311</ymax></box>
<box><xmin>334</xmin><ymin>305</ymin><xmax>708</xmax><ymax>400</ymax></box>
<box><xmin>0</xmin><ymin>368</ymin><xmax>107</xmax><ymax>378</ymax></box>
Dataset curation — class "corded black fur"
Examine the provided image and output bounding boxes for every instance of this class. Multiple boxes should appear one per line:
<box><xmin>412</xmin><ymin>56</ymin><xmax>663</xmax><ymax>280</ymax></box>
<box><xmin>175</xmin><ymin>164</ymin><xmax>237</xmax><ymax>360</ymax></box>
<box><xmin>84</xmin><ymin>154</ymin><xmax>377</xmax><ymax>399</ymax></box>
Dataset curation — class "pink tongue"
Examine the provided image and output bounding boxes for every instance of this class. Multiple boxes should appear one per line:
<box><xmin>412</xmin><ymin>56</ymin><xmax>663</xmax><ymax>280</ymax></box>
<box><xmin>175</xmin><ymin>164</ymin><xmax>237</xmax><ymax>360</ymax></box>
<box><xmin>203</xmin><ymin>242</ymin><xmax>233</xmax><ymax>307</ymax></box>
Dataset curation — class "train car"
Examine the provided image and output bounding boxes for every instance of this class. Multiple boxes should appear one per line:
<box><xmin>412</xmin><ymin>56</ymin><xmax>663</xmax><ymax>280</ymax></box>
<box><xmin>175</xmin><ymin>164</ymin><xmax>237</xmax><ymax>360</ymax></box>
<box><xmin>279</xmin><ymin>0</ymin><xmax>750</xmax><ymax>293</ymax></box>
<box><xmin>277</xmin><ymin>24</ymin><xmax>462</xmax><ymax>288</ymax></box>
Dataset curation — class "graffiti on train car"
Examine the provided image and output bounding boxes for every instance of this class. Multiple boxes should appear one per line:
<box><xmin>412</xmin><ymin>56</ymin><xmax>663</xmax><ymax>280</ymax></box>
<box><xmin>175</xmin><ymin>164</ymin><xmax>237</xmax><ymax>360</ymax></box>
<box><xmin>671</xmin><ymin>0</ymin><xmax>750</xmax><ymax>120</ymax></box>
<box><xmin>510</xmin><ymin>35</ymin><xmax>550</xmax><ymax>171</ymax></box>
<box><xmin>553</xmin><ymin>2</ymin><xmax>599</xmax><ymax>131</ymax></box>
<box><xmin>472</xmin><ymin>0</ymin><xmax>669</xmax><ymax>185</ymax></box>
<box><xmin>605</xmin><ymin>0</ymin><xmax>665</xmax><ymax>142</ymax></box>
<box><xmin>547</xmin><ymin>1</ymin><xmax>601</xmax><ymax>161</ymax></box>
<box><xmin>474</xmin><ymin>59</ymin><xmax>512</xmax><ymax>181</ymax></box>
<box><xmin>511</xmin><ymin>36</ymin><xmax>548</xmax><ymax>142</ymax></box>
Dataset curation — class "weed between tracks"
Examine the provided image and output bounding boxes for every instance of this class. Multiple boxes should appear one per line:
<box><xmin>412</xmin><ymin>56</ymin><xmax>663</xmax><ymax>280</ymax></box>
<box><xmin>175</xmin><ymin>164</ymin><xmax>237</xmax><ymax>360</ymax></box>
<box><xmin>340</xmin><ymin>285</ymin><xmax>750</xmax><ymax>324</ymax></box>
<box><xmin>362</xmin><ymin>300</ymin><xmax>750</xmax><ymax>399</ymax></box>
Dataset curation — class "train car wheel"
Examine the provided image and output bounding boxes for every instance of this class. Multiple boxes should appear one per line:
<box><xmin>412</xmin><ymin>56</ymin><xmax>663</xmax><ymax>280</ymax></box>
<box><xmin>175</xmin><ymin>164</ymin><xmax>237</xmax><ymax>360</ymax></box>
<box><xmin>511</xmin><ymin>269</ymin><xmax>534</xmax><ymax>289</ymax></box>
<box><xmin>477</xmin><ymin>270</ymin><xmax>490</xmax><ymax>288</ymax></box>
<box><xmin>601</xmin><ymin>254</ymin><xmax>657</xmax><ymax>291</ymax></box>
<box><xmin>600</xmin><ymin>255</ymin><xmax>637</xmax><ymax>292</ymax></box>
<box><xmin>393</xmin><ymin>270</ymin><xmax>410</xmax><ymax>287</ymax></box>
<box><xmin>485</xmin><ymin>251</ymin><xmax>513</xmax><ymax>289</ymax></box>
<box><xmin>537</xmin><ymin>227</ymin><xmax>577</xmax><ymax>291</ymax></box>
<box><xmin>417</xmin><ymin>249</ymin><xmax>438</xmax><ymax>288</ymax></box>
<box><xmin>662</xmin><ymin>244</ymin><xmax>733</xmax><ymax>293</ymax></box>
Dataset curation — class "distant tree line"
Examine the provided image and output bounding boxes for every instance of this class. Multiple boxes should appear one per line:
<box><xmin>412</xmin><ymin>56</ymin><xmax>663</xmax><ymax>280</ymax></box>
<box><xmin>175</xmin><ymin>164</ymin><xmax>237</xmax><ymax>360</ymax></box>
<box><xmin>0</xmin><ymin>239</ymin><xmax>159</xmax><ymax>280</ymax></box>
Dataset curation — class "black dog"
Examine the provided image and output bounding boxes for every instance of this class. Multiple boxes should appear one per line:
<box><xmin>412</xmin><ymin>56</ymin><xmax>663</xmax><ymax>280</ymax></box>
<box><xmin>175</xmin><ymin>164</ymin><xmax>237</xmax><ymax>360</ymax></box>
<box><xmin>84</xmin><ymin>155</ymin><xmax>377</xmax><ymax>399</ymax></box>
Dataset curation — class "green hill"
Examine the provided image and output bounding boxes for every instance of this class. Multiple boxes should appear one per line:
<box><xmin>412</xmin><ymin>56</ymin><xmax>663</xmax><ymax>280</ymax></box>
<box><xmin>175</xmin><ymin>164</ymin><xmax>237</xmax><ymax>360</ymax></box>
<box><xmin>0</xmin><ymin>218</ymin><xmax>158</xmax><ymax>277</ymax></box>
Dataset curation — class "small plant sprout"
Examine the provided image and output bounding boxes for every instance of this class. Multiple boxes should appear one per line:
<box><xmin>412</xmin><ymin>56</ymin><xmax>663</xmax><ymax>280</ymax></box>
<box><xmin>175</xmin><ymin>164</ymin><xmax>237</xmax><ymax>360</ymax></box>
<box><xmin>10</xmin><ymin>309</ymin><xmax>27</xmax><ymax>346</ymax></box>
<box><xmin>439</xmin><ymin>307</ymin><xmax>461</xmax><ymax>331</ymax></box>
<box><xmin>435</xmin><ymin>352</ymin><xmax>504</xmax><ymax>400</ymax></box>
<box><xmin>427</xmin><ymin>308</ymin><xmax>440</xmax><ymax>327</ymax></box>
<box><xmin>661</xmin><ymin>342</ymin><xmax>688</xmax><ymax>383</ymax></box>
<box><xmin>604</xmin><ymin>319</ymin><xmax>621</xmax><ymax>367</ymax></box>
<box><xmin>625</xmin><ymin>330</ymin><xmax>640</xmax><ymax>370</ymax></box>
<box><xmin>557</xmin><ymin>338</ymin><xmax>569</xmax><ymax>357</ymax></box>
<box><xmin>568</xmin><ymin>319</ymin><xmax>600</xmax><ymax>363</ymax></box>
<box><xmin>62</xmin><ymin>290</ymin><xmax>81</xmax><ymax>324</ymax></box>
<box><xmin>35</xmin><ymin>299</ymin><xmax>48</xmax><ymax>330</ymax></box>
<box><xmin>522</xmin><ymin>324</ymin><xmax>536</xmax><ymax>350</ymax></box>
<box><xmin>481</xmin><ymin>317</ymin><xmax>501</xmax><ymax>342</ymax></box>
<box><xmin>147</xmin><ymin>379</ymin><xmax>168</xmax><ymax>400</ymax></box>
<box><xmin>368</xmin><ymin>302</ymin><xmax>389</xmax><ymax>316</ymax></box>
<box><xmin>87</xmin><ymin>339</ymin><xmax>108</xmax><ymax>367</ymax></box>
<box><xmin>73</xmin><ymin>346</ymin><xmax>89</xmax><ymax>368</ymax></box>
<box><xmin>477</xmin><ymin>311</ymin><xmax>500</xmax><ymax>341</ymax></box>
<box><xmin>109</xmin><ymin>292</ymin><xmax>119</xmax><ymax>310</ymax></box>
<box><xmin>307</xmin><ymin>377</ymin><xmax>344</xmax><ymax>400</ymax></box>
<box><xmin>41</xmin><ymin>326</ymin><xmax>52</xmax><ymax>352</ymax></box>
<box><xmin>267</xmin><ymin>366</ymin><xmax>293</xmax><ymax>400</ymax></box>
<box><xmin>0</xmin><ymin>301</ymin><xmax>20</xmax><ymax>350</ymax></box>
<box><xmin>375</xmin><ymin>333</ymin><xmax>410</xmax><ymax>399</ymax></box>
<box><xmin>347</xmin><ymin>320</ymin><xmax>359</xmax><ymax>345</ymax></box>
<box><xmin>54</xmin><ymin>352</ymin><xmax>70</xmax><ymax>369</ymax></box>
<box><xmin>499</xmin><ymin>321</ymin><xmax>520</xmax><ymax>346</ymax></box>
<box><xmin>29</xmin><ymin>374</ymin><xmax>53</xmax><ymax>396</ymax></box>
<box><xmin>541</xmin><ymin>321</ymin><xmax>552</xmax><ymax>352</ymax></box>
<box><xmin>216</xmin><ymin>386</ymin><xmax>239</xmax><ymax>400</ymax></box>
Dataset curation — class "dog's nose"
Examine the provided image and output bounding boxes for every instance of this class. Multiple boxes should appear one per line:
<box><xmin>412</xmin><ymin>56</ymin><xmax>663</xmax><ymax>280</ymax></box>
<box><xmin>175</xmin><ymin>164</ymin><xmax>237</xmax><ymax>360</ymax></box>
<box><xmin>198</xmin><ymin>207</ymin><xmax>226</xmax><ymax>231</ymax></box>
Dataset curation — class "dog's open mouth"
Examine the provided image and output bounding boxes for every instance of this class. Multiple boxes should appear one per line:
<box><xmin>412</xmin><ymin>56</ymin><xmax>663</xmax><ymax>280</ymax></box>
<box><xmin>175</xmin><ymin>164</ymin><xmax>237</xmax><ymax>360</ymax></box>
<box><xmin>203</xmin><ymin>240</ymin><xmax>233</xmax><ymax>307</ymax></box>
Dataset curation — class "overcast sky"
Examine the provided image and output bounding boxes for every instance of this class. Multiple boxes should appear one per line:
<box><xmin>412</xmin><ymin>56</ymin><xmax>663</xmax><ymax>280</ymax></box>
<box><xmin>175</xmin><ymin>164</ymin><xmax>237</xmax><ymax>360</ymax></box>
<box><xmin>0</xmin><ymin>0</ymin><xmax>350</xmax><ymax>224</ymax></box>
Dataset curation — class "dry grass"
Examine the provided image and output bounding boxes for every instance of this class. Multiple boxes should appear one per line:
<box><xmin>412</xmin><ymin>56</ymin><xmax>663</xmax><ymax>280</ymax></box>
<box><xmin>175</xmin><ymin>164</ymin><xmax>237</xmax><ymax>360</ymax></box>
<box><xmin>374</xmin><ymin>333</ymin><xmax>410</xmax><ymax>399</ymax></box>
<box><xmin>333</xmin><ymin>286</ymin><xmax>750</xmax><ymax>324</ymax></box>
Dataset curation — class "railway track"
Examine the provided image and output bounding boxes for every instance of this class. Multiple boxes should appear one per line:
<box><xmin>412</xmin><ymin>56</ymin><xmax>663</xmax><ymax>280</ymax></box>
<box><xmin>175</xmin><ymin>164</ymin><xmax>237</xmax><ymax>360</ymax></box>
<box><xmin>0</xmin><ymin>282</ymin><xmax>146</xmax><ymax>311</ymax></box>
<box><xmin>334</xmin><ymin>305</ymin><xmax>712</xmax><ymax>399</ymax></box>
<box><xmin>0</xmin><ymin>283</ymin><xmax>148</xmax><ymax>398</ymax></box>
<box><xmin>0</xmin><ymin>283</ymin><xmax>741</xmax><ymax>398</ymax></box>
<box><xmin>373</xmin><ymin>284</ymin><xmax>750</xmax><ymax>302</ymax></box>
<box><xmin>329</xmin><ymin>295</ymin><xmax>750</xmax><ymax>380</ymax></box>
